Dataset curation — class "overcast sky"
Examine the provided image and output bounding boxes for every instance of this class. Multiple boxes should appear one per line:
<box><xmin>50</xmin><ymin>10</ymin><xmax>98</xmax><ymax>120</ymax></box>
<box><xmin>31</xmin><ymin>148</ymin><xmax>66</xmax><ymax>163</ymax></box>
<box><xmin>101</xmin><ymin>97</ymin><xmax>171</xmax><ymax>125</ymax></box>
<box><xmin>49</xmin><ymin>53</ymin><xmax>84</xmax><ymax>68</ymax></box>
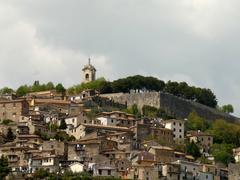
<box><xmin>0</xmin><ymin>0</ymin><xmax>240</xmax><ymax>116</ymax></box>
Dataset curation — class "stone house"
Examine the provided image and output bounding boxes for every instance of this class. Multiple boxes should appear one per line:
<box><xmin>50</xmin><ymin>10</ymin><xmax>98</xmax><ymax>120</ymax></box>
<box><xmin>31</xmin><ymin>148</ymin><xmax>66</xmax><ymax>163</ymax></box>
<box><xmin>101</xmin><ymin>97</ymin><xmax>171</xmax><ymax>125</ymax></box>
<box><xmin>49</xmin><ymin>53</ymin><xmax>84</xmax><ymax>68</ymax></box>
<box><xmin>106</xmin><ymin>132</ymin><xmax>134</xmax><ymax>151</ymax></box>
<box><xmin>115</xmin><ymin>158</ymin><xmax>132</xmax><ymax>179</ymax></box>
<box><xmin>148</xmin><ymin>146</ymin><xmax>175</xmax><ymax>163</ymax></box>
<box><xmin>198</xmin><ymin>172</ymin><xmax>214</xmax><ymax>180</ymax></box>
<box><xmin>67</xmin><ymin>123</ymin><xmax>132</xmax><ymax>140</ymax></box>
<box><xmin>228</xmin><ymin>163</ymin><xmax>240</xmax><ymax>180</ymax></box>
<box><xmin>202</xmin><ymin>164</ymin><xmax>220</xmax><ymax>179</ymax></box>
<box><xmin>98</xmin><ymin>111</ymin><xmax>136</xmax><ymax>127</ymax></box>
<box><xmin>0</xmin><ymin>142</ymin><xmax>29</xmax><ymax>173</ymax></box>
<box><xmin>164</xmin><ymin>119</ymin><xmax>185</xmax><ymax>142</ymax></box>
<box><xmin>131</xmin><ymin>151</ymin><xmax>156</xmax><ymax>166</ymax></box>
<box><xmin>162</xmin><ymin>163</ymin><xmax>181</xmax><ymax>180</ymax></box>
<box><xmin>0</xmin><ymin>99</ymin><xmax>29</xmax><ymax>122</ymax></box>
<box><xmin>67</xmin><ymin>138</ymin><xmax>117</xmax><ymax>163</ymax></box>
<box><xmin>187</xmin><ymin>131</ymin><xmax>213</xmax><ymax>153</ymax></box>
<box><xmin>150</xmin><ymin>127</ymin><xmax>174</xmax><ymax>145</ymax></box>
<box><xmin>30</xmin><ymin>155</ymin><xmax>60</xmax><ymax>173</ymax></box>
<box><xmin>89</xmin><ymin>155</ymin><xmax>117</xmax><ymax>178</ymax></box>
<box><xmin>172</xmin><ymin>160</ymin><xmax>202</xmax><ymax>180</ymax></box>
<box><xmin>42</xmin><ymin>140</ymin><xmax>67</xmax><ymax>159</ymax></box>
<box><xmin>128</xmin><ymin>164</ymin><xmax>158</xmax><ymax>180</ymax></box>
<box><xmin>103</xmin><ymin>151</ymin><xmax>131</xmax><ymax>161</ymax></box>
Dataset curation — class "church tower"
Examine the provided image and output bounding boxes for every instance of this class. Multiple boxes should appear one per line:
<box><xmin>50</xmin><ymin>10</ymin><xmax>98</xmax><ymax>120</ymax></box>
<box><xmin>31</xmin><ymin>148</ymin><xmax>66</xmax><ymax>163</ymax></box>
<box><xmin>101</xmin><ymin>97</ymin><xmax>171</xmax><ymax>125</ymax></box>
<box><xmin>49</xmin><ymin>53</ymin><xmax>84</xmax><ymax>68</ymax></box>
<box><xmin>82</xmin><ymin>58</ymin><xmax>96</xmax><ymax>83</ymax></box>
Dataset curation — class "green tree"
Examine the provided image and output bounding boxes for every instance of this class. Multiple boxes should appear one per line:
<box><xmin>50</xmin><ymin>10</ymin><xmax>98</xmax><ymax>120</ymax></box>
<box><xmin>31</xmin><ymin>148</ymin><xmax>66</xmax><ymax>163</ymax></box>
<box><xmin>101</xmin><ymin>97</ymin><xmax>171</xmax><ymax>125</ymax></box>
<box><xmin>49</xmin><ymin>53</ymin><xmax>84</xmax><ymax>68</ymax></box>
<box><xmin>6</xmin><ymin>128</ymin><xmax>15</xmax><ymax>142</ymax></box>
<box><xmin>59</xmin><ymin>119</ymin><xmax>67</xmax><ymax>130</ymax></box>
<box><xmin>186</xmin><ymin>141</ymin><xmax>201</xmax><ymax>159</ymax></box>
<box><xmin>126</xmin><ymin>104</ymin><xmax>141</xmax><ymax>117</ymax></box>
<box><xmin>46</xmin><ymin>82</ymin><xmax>55</xmax><ymax>90</ymax></box>
<box><xmin>208</xmin><ymin>119</ymin><xmax>240</xmax><ymax>146</ymax></box>
<box><xmin>186</xmin><ymin>112</ymin><xmax>210</xmax><ymax>131</ymax></box>
<box><xmin>211</xmin><ymin>144</ymin><xmax>235</xmax><ymax>165</ymax></box>
<box><xmin>16</xmin><ymin>85</ymin><xmax>30</xmax><ymax>97</ymax></box>
<box><xmin>0</xmin><ymin>87</ymin><xmax>14</xmax><ymax>95</ymax></box>
<box><xmin>56</xmin><ymin>83</ymin><xmax>66</xmax><ymax>94</ymax></box>
<box><xmin>0</xmin><ymin>155</ymin><xmax>11</xmax><ymax>179</ymax></box>
<box><xmin>221</xmin><ymin>104</ymin><xmax>234</xmax><ymax>114</ymax></box>
<box><xmin>33</xmin><ymin>168</ymin><xmax>50</xmax><ymax>179</ymax></box>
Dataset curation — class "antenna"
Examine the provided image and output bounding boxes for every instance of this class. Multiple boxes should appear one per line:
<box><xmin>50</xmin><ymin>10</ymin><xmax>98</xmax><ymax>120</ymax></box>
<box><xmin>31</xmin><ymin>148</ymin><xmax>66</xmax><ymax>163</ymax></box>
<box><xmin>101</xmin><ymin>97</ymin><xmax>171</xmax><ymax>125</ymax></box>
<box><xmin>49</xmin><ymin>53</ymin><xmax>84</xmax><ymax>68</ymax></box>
<box><xmin>88</xmin><ymin>57</ymin><xmax>91</xmax><ymax>65</ymax></box>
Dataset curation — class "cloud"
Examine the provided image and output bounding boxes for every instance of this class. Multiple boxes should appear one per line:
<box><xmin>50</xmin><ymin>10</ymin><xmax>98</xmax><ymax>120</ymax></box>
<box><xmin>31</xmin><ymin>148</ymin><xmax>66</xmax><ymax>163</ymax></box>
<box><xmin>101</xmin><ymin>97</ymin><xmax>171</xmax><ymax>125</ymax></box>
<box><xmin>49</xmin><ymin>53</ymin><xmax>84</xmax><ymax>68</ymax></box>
<box><xmin>0</xmin><ymin>1</ymin><xmax>112</xmax><ymax>88</ymax></box>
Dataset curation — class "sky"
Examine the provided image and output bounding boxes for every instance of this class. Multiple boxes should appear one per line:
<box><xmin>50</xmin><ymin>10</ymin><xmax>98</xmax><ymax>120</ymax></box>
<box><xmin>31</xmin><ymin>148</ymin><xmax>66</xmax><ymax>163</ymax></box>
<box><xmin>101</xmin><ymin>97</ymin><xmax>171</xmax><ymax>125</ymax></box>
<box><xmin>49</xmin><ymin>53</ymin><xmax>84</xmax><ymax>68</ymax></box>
<box><xmin>0</xmin><ymin>0</ymin><xmax>240</xmax><ymax>116</ymax></box>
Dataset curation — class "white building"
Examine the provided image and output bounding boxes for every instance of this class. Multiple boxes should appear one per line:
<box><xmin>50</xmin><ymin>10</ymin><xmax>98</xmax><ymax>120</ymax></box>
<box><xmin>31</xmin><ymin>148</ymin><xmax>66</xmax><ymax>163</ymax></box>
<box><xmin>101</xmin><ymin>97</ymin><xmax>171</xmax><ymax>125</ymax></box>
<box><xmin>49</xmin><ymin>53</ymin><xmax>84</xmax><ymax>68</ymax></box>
<box><xmin>96</xmin><ymin>117</ymin><xmax>118</xmax><ymax>126</ymax></box>
<box><xmin>164</xmin><ymin>119</ymin><xmax>185</xmax><ymax>141</ymax></box>
<box><xmin>69</xmin><ymin>162</ymin><xmax>84</xmax><ymax>173</ymax></box>
<box><xmin>233</xmin><ymin>147</ymin><xmax>240</xmax><ymax>163</ymax></box>
<box><xmin>173</xmin><ymin>160</ymin><xmax>202</xmax><ymax>180</ymax></box>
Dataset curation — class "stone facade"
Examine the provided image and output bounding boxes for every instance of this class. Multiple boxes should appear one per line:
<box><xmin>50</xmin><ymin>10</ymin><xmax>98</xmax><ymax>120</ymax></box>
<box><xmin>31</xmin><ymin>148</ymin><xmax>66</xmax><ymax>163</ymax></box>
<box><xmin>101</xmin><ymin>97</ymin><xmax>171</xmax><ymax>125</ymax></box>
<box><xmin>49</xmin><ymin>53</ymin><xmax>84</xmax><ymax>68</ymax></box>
<box><xmin>101</xmin><ymin>91</ymin><xmax>239</xmax><ymax>122</ymax></box>
<box><xmin>0</xmin><ymin>99</ymin><xmax>29</xmax><ymax>122</ymax></box>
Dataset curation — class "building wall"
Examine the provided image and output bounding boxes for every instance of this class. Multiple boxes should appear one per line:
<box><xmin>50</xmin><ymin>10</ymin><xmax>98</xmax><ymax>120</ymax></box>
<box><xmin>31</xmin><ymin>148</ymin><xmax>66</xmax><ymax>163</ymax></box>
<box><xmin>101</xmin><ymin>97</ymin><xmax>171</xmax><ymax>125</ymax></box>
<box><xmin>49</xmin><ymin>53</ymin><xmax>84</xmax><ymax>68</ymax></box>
<box><xmin>69</xmin><ymin>163</ymin><xmax>84</xmax><ymax>173</ymax></box>
<box><xmin>0</xmin><ymin>100</ymin><xmax>29</xmax><ymax>122</ymax></box>
<box><xmin>42</xmin><ymin>141</ymin><xmax>66</xmax><ymax>157</ymax></box>
<box><xmin>228</xmin><ymin>163</ymin><xmax>240</xmax><ymax>180</ymax></box>
<box><xmin>165</xmin><ymin>120</ymin><xmax>185</xmax><ymax>141</ymax></box>
<box><xmin>97</xmin><ymin>117</ymin><xmax>117</xmax><ymax>126</ymax></box>
<box><xmin>102</xmin><ymin>91</ymin><xmax>239</xmax><ymax>122</ymax></box>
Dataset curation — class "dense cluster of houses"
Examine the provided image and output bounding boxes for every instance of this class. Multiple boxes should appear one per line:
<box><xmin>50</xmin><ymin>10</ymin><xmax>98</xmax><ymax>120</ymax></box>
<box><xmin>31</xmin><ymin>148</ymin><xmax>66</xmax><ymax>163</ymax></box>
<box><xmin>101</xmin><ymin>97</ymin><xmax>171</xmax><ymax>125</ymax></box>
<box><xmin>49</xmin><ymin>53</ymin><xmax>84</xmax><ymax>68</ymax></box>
<box><xmin>0</xmin><ymin>60</ymin><xmax>239</xmax><ymax>179</ymax></box>
<box><xmin>0</xmin><ymin>89</ymin><xmax>240</xmax><ymax>180</ymax></box>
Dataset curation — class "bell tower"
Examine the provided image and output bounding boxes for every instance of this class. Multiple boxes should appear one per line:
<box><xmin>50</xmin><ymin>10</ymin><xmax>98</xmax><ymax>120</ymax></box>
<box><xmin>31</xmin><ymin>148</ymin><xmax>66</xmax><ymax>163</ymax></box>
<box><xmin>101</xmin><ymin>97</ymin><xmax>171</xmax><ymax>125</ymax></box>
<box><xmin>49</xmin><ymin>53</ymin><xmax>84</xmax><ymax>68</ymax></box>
<box><xmin>82</xmin><ymin>58</ymin><xmax>96</xmax><ymax>83</ymax></box>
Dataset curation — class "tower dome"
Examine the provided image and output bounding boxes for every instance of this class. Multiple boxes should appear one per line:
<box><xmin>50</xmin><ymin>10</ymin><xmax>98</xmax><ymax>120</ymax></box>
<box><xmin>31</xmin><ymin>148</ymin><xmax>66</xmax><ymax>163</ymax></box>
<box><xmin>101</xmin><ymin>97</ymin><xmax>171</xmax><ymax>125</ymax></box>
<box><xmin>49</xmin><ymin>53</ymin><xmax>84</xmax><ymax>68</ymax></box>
<box><xmin>82</xmin><ymin>58</ymin><xmax>96</xmax><ymax>83</ymax></box>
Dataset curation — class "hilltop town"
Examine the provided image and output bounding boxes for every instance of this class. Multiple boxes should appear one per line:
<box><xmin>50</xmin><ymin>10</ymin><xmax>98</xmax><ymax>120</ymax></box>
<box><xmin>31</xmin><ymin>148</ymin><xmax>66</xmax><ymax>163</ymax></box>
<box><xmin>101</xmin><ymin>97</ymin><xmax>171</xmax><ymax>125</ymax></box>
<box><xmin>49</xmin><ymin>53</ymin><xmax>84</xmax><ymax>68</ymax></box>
<box><xmin>0</xmin><ymin>60</ymin><xmax>240</xmax><ymax>180</ymax></box>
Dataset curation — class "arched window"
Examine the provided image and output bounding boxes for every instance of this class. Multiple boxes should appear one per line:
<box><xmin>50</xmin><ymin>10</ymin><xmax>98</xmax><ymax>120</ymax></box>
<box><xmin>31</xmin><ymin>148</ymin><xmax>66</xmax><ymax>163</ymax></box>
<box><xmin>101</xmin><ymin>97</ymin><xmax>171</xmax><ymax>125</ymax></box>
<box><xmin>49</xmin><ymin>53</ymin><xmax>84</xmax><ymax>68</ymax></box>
<box><xmin>85</xmin><ymin>73</ymin><xmax>89</xmax><ymax>80</ymax></box>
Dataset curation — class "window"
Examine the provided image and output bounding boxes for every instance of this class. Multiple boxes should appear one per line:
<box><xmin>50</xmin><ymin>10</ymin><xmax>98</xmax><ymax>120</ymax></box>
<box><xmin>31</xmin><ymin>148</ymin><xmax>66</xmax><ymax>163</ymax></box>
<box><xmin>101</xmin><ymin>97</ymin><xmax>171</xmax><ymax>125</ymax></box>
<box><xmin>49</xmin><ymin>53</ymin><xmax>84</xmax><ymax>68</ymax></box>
<box><xmin>99</xmin><ymin>170</ymin><xmax>102</xmax><ymax>175</ymax></box>
<box><xmin>111</xmin><ymin>119</ymin><xmax>114</xmax><ymax>123</ymax></box>
<box><xmin>108</xmin><ymin>170</ymin><xmax>111</xmax><ymax>175</ymax></box>
<box><xmin>173</xmin><ymin>122</ymin><xmax>176</xmax><ymax>126</ymax></box>
<box><xmin>72</xmin><ymin>119</ymin><xmax>75</xmax><ymax>123</ymax></box>
<box><xmin>179</xmin><ymin>129</ymin><xmax>182</xmax><ymax>132</ymax></box>
<box><xmin>173</xmin><ymin>128</ymin><xmax>176</xmax><ymax>132</ymax></box>
<box><xmin>179</xmin><ymin>123</ymin><xmax>182</xmax><ymax>126</ymax></box>
<box><xmin>179</xmin><ymin>135</ymin><xmax>182</xmax><ymax>139</ymax></box>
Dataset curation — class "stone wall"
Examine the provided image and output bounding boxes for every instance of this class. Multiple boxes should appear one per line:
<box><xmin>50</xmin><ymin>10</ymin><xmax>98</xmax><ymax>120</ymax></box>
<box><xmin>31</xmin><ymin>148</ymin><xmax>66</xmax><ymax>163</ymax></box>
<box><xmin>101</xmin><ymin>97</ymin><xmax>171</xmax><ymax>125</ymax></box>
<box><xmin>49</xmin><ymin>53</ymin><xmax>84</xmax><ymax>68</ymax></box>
<box><xmin>101</xmin><ymin>91</ymin><xmax>239</xmax><ymax>122</ymax></box>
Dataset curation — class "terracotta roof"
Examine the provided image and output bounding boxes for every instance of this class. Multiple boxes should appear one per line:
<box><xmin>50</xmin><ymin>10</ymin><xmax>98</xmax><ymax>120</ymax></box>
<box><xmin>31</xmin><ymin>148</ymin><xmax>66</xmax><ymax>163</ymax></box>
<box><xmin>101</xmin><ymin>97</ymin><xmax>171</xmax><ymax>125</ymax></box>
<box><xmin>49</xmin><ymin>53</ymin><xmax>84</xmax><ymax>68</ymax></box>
<box><xmin>83</xmin><ymin>124</ymin><xmax>132</xmax><ymax>132</ymax></box>
<box><xmin>17</xmin><ymin>134</ymin><xmax>40</xmax><ymax>138</ymax></box>
<box><xmin>164</xmin><ymin>119</ymin><xmax>186</xmax><ymax>123</ymax></box>
<box><xmin>187</xmin><ymin>131</ymin><xmax>212</xmax><ymax>137</ymax></box>
<box><xmin>0</xmin><ymin>99</ymin><xmax>26</xmax><ymax>103</ymax></box>
<box><xmin>34</xmin><ymin>99</ymin><xmax>71</xmax><ymax>105</ymax></box>
<box><xmin>149</xmin><ymin>145</ymin><xmax>174</xmax><ymax>151</ymax></box>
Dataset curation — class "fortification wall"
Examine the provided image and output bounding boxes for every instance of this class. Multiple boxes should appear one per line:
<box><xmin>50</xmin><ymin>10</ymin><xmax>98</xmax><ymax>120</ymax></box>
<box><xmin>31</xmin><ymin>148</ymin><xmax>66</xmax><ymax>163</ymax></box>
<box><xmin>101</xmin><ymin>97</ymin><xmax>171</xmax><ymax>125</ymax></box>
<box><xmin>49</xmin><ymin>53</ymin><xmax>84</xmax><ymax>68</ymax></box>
<box><xmin>101</xmin><ymin>91</ymin><xmax>160</xmax><ymax>111</ymax></box>
<box><xmin>159</xmin><ymin>92</ymin><xmax>238</xmax><ymax>122</ymax></box>
<box><xmin>101</xmin><ymin>91</ymin><xmax>239</xmax><ymax>122</ymax></box>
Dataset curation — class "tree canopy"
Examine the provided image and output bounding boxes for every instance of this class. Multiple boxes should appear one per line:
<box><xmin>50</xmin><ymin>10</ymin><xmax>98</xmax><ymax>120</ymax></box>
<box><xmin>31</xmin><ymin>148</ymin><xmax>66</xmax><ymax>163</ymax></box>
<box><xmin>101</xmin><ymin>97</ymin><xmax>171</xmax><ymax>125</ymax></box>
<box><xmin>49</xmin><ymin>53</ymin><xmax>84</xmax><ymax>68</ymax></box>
<box><xmin>0</xmin><ymin>155</ymin><xmax>10</xmax><ymax>179</ymax></box>
<box><xmin>15</xmin><ymin>81</ymin><xmax>56</xmax><ymax>97</ymax></box>
<box><xmin>67</xmin><ymin>75</ymin><xmax>218</xmax><ymax>108</ymax></box>
<box><xmin>220</xmin><ymin>104</ymin><xmax>234</xmax><ymax>114</ymax></box>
